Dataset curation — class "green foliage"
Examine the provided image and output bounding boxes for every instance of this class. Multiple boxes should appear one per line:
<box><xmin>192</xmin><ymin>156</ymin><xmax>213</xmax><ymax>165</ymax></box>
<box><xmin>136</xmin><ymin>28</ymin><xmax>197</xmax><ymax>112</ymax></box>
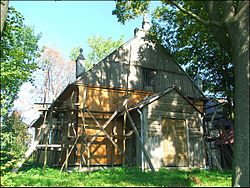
<box><xmin>87</xmin><ymin>35</ymin><xmax>124</xmax><ymax>64</ymax></box>
<box><xmin>0</xmin><ymin>6</ymin><xmax>41</xmax><ymax>118</ymax></box>
<box><xmin>151</xmin><ymin>1</ymin><xmax>234</xmax><ymax>100</ymax></box>
<box><xmin>0</xmin><ymin>111</ymin><xmax>31</xmax><ymax>174</ymax></box>
<box><xmin>1</xmin><ymin>167</ymin><xmax>231</xmax><ymax>187</ymax></box>
<box><xmin>112</xmin><ymin>1</ymin><xmax>150</xmax><ymax>24</ymax></box>
<box><xmin>70</xmin><ymin>35</ymin><xmax>124</xmax><ymax>71</ymax></box>
<box><xmin>112</xmin><ymin>1</ymin><xmax>234</xmax><ymax>117</ymax></box>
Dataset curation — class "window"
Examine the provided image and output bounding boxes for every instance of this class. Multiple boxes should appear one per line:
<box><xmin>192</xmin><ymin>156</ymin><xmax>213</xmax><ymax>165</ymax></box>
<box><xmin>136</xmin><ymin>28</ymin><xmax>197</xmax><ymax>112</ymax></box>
<box><xmin>142</xmin><ymin>68</ymin><xmax>156</xmax><ymax>91</ymax></box>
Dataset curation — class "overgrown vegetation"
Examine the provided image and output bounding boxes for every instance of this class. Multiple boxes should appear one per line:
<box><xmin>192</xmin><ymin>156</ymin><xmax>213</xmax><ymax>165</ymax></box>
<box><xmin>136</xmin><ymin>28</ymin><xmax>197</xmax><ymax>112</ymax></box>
<box><xmin>1</xmin><ymin>166</ymin><xmax>231</xmax><ymax>187</ymax></box>
<box><xmin>0</xmin><ymin>111</ymin><xmax>31</xmax><ymax>174</ymax></box>
<box><xmin>0</xmin><ymin>6</ymin><xmax>40</xmax><ymax>118</ymax></box>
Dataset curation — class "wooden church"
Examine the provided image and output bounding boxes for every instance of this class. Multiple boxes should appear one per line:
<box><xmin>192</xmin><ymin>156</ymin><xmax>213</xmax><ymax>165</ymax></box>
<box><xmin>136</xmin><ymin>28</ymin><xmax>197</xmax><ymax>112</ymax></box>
<box><xmin>19</xmin><ymin>16</ymin><xmax>206</xmax><ymax>172</ymax></box>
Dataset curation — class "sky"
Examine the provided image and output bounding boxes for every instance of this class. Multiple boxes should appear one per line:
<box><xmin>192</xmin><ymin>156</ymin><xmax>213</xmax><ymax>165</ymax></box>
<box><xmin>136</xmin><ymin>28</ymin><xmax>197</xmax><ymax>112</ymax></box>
<box><xmin>10</xmin><ymin>1</ymin><xmax>160</xmax><ymax>125</ymax></box>
<box><xmin>10</xmin><ymin>1</ymin><xmax>159</xmax><ymax>60</ymax></box>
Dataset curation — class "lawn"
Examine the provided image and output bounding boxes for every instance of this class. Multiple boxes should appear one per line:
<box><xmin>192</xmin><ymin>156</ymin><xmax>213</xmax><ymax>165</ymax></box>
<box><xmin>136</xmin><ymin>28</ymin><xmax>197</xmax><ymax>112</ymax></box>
<box><xmin>1</xmin><ymin>166</ymin><xmax>231</xmax><ymax>187</ymax></box>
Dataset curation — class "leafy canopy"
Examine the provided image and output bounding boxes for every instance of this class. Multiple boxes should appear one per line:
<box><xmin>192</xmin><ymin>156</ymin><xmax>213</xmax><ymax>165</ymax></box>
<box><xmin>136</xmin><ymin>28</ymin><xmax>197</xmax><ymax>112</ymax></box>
<box><xmin>112</xmin><ymin>1</ymin><xmax>234</xmax><ymax>117</ymax></box>
<box><xmin>0</xmin><ymin>6</ymin><xmax>41</xmax><ymax>119</ymax></box>
<box><xmin>0</xmin><ymin>111</ymin><xmax>31</xmax><ymax>174</ymax></box>
<box><xmin>70</xmin><ymin>35</ymin><xmax>125</xmax><ymax>71</ymax></box>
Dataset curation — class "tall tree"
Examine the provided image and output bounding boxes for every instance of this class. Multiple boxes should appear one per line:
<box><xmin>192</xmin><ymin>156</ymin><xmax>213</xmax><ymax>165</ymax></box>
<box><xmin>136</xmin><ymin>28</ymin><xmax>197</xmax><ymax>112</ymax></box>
<box><xmin>0</xmin><ymin>6</ymin><xmax>40</xmax><ymax>119</ymax></box>
<box><xmin>34</xmin><ymin>46</ymin><xmax>75</xmax><ymax>103</ymax></box>
<box><xmin>150</xmin><ymin>2</ymin><xmax>234</xmax><ymax>118</ymax></box>
<box><xmin>0</xmin><ymin>111</ymin><xmax>31</xmax><ymax>174</ymax></box>
<box><xmin>0</xmin><ymin>0</ymin><xmax>9</xmax><ymax>34</ymax></box>
<box><xmin>113</xmin><ymin>1</ymin><xmax>249</xmax><ymax>186</ymax></box>
<box><xmin>87</xmin><ymin>35</ymin><xmax>125</xmax><ymax>64</ymax></box>
<box><xmin>70</xmin><ymin>35</ymin><xmax>125</xmax><ymax>71</ymax></box>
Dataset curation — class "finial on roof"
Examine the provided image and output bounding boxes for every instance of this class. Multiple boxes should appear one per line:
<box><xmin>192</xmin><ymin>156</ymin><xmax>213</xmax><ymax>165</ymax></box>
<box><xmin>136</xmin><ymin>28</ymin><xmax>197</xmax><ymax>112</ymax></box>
<box><xmin>194</xmin><ymin>68</ymin><xmax>203</xmax><ymax>91</ymax></box>
<box><xmin>142</xmin><ymin>12</ymin><xmax>150</xmax><ymax>31</ymax></box>
<box><xmin>76</xmin><ymin>48</ymin><xmax>85</xmax><ymax>78</ymax></box>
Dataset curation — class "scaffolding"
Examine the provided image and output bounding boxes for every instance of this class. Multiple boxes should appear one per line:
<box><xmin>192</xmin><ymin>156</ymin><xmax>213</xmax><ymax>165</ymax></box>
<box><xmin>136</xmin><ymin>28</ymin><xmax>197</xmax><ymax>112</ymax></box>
<box><xmin>12</xmin><ymin>83</ymin><xmax>155</xmax><ymax>173</ymax></box>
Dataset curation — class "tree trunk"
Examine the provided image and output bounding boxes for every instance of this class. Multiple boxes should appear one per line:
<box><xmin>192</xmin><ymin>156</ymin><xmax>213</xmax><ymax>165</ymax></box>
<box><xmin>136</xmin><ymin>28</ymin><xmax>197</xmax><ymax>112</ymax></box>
<box><xmin>228</xmin><ymin>4</ymin><xmax>249</xmax><ymax>186</ymax></box>
<box><xmin>0</xmin><ymin>0</ymin><xmax>9</xmax><ymax>34</ymax></box>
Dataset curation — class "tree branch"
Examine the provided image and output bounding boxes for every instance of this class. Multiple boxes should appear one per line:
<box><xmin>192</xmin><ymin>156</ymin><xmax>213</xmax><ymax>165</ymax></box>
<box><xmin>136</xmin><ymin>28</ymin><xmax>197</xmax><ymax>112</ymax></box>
<box><xmin>223</xmin><ymin>1</ymin><xmax>235</xmax><ymax>23</ymax></box>
<box><xmin>167</xmin><ymin>0</ymin><xmax>224</xmax><ymax>28</ymax></box>
<box><xmin>233</xmin><ymin>1</ymin><xmax>249</xmax><ymax>21</ymax></box>
<box><xmin>207</xmin><ymin>1</ymin><xmax>232</xmax><ymax>55</ymax></box>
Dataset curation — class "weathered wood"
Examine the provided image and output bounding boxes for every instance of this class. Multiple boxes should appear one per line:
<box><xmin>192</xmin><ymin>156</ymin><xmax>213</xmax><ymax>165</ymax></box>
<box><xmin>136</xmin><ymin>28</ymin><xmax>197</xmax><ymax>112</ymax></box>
<box><xmin>60</xmin><ymin>137</ymin><xmax>78</xmax><ymax>172</ymax></box>
<box><xmin>86</xmin><ymin>109</ymin><xmax>130</xmax><ymax>164</ymax></box>
<box><xmin>204</xmin><ymin>141</ymin><xmax>223</xmax><ymax>171</ymax></box>
<box><xmin>113</xmin><ymin>94</ymin><xmax>131</xmax><ymax>103</ymax></box>
<box><xmin>77</xmin><ymin>34</ymin><xmax>204</xmax><ymax>98</ymax></box>
<box><xmin>205</xmin><ymin>110</ymin><xmax>223</xmax><ymax>171</ymax></box>
<box><xmin>12</xmin><ymin>111</ymin><xmax>51</xmax><ymax>173</ymax></box>
<box><xmin>77</xmin><ymin>99</ymin><xmax>128</xmax><ymax>165</ymax></box>
<box><xmin>79</xmin><ymin>107</ymin><xmax>88</xmax><ymax>169</ymax></box>
<box><xmin>43</xmin><ymin>133</ymin><xmax>49</xmax><ymax>171</ymax></box>
<box><xmin>125</xmin><ymin>109</ymin><xmax>155</xmax><ymax>172</ymax></box>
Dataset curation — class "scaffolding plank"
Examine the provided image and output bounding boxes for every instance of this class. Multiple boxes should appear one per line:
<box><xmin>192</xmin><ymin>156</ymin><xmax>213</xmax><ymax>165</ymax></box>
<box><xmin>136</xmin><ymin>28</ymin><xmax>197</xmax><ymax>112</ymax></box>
<box><xmin>126</xmin><ymin>108</ymin><xmax>155</xmax><ymax>172</ymax></box>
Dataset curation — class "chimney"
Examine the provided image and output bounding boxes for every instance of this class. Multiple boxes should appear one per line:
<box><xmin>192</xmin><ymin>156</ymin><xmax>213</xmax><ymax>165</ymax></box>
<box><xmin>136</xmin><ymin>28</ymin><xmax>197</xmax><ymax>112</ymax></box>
<box><xmin>76</xmin><ymin>48</ymin><xmax>85</xmax><ymax>78</ymax></box>
<box><xmin>142</xmin><ymin>13</ymin><xmax>150</xmax><ymax>31</ymax></box>
<box><xmin>194</xmin><ymin>71</ymin><xmax>203</xmax><ymax>91</ymax></box>
<box><xmin>134</xmin><ymin>13</ymin><xmax>151</xmax><ymax>38</ymax></box>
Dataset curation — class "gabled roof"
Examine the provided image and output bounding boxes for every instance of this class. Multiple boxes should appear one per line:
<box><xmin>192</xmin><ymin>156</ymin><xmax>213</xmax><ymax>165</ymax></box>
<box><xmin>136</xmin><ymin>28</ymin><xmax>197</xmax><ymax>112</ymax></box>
<box><xmin>76</xmin><ymin>29</ymin><xmax>205</xmax><ymax>100</ymax></box>
<box><xmin>127</xmin><ymin>86</ymin><xmax>203</xmax><ymax>114</ymax></box>
<box><xmin>76</xmin><ymin>36</ymin><xmax>135</xmax><ymax>82</ymax></box>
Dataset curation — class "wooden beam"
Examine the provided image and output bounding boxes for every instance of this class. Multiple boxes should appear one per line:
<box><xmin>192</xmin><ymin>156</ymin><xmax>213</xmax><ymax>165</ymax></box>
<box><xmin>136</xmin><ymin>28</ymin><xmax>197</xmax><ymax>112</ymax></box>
<box><xmin>79</xmin><ymin>100</ymin><xmax>128</xmax><ymax>160</ymax></box>
<box><xmin>125</xmin><ymin>108</ymin><xmax>155</xmax><ymax>172</ymax></box>
<box><xmin>205</xmin><ymin>110</ymin><xmax>223</xmax><ymax>171</ymax></box>
<box><xmin>12</xmin><ymin>111</ymin><xmax>51</xmax><ymax>173</ymax></box>
<box><xmin>60</xmin><ymin>136</ymin><xmax>79</xmax><ymax>172</ymax></box>
<box><xmin>86</xmin><ymin>109</ymin><xmax>131</xmax><ymax>164</ymax></box>
<box><xmin>205</xmin><ymin>142</ymin><xmax>223</xmax><ymax>171</ymax></box>
<box><xmin>112</xmin><ymin>94</ymin><xmax>131</xmax><ymax>103</ymax></box>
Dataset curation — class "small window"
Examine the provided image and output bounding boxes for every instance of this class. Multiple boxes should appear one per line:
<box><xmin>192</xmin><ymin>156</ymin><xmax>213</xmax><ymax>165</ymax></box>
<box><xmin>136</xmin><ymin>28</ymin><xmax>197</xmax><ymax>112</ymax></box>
<box><xmin>142</xmin><ymin>68</ymin><xmax>156</xmax><ymax>91</ymax></box>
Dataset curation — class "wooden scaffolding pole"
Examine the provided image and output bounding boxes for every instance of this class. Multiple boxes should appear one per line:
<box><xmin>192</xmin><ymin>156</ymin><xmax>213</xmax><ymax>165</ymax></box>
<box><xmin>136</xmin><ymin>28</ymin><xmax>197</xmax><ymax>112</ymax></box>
<box><xmin>205</xmin><ymin>110</ymin><xmax>223</xmax><ymax>171</ymax></box>
<box><xmin>125</xmin><ymin>108</ymin><xmax>155</xmax><ymax>172</ymax></box>
<box><xmin>79</xmin><ymin>100</ymin><xmax>129</xmax><ymax>160</ymax></box>
<box><xmin>78</xmin><ymin>86</ymin><xmax>88</xmax><ymax>169</ymax></box>
<box><xmin>79</xmin><ymin>109</ymin><xmax>88</xmax><ymax>169</ymax></box>
<box><xmin>86</xmin><ymin>108</ymin><xmax>131</xmax><ymax>164</ymax></box>
<box><xmin>12</xmin><ymin>109</ymin><xmax>52</xmax><ymax>173</ymax></box>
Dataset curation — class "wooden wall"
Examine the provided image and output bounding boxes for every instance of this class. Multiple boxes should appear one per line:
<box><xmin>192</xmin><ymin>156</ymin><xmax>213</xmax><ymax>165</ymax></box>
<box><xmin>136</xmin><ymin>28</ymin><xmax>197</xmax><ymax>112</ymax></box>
<box><xmin>34</xmin><ymin>84</ymin><xmax>153</xmax><ymax>167</ymax></box>
<box><xmin>76</xmin><ymin>85</ymin><xmax>154</xmax><ymax>166</ymax></box>
<box><xmin>78</xmin><ymin>33</ymin><xmax>203</xmax><ymax>100</ymax></box>
<box><xmin>139</xmin><ymin>89</ymin><xmax>205</xmax><ymax>169</ymax></box>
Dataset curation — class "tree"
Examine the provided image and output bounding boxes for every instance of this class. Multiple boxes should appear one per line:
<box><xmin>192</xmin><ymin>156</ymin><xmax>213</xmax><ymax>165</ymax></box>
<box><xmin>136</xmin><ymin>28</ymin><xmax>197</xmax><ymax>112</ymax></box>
<box><xmin>150</xmin><ymin>2</ymin><xmax>234</xmax><ymax>118</ymax></box>
<box><xmin>0</xmin><ymin>6</ymin><xmax>41</xmax><ymax>119</ymax></box>
<box><xmin>34</xmin><ymin>46</ymin><xmax>75</xmax><ymax>103</ymax></box>
<box><xmin>0</xmin><ymin>0</ymin><xmax>9</xmax><ymax>34</ymax></box>
<box><xmin>112</xmin><ymin>1</ymin><xmax>249</xmax><ymax>186</ymax></box>
<box><xmin>0</xmin><ymin>111</ymin><xmax>31</xmax><ymax>174</ymax></box>
<box><xmin>70</xmin><ymin>35</ymin><xmax>125</xmax><ymax>71</ymax></box>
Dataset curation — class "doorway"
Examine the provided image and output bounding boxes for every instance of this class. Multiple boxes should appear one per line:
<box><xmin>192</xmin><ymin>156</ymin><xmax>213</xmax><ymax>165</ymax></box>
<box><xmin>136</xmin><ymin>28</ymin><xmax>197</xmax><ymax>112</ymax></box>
<box><xmin>162</xmin><ymin>118</ymin><xmax>188</xmax><ymax>167</ymax></box>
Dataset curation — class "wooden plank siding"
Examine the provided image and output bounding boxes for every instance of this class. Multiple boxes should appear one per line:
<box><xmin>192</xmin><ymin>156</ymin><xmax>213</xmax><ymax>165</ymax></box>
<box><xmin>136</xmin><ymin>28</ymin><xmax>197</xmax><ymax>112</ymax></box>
<box><xmin>141</xmin><ymin>89</ymin><xmax>205</xmax><ymax>169</ymax></box>
<box><xmin>35</xmin><ymin>85</ymin><xmax>153</xmax><ymax>167</ymax></box>
<box><xmin>33</xmin><ymin>28</ymin><xmax>205</xmax><ymax>169</ymax></box>
<box><xmin>78</xmin><ymin>33</ymin><xmax>204</xmax><ymax>102</ymax></box>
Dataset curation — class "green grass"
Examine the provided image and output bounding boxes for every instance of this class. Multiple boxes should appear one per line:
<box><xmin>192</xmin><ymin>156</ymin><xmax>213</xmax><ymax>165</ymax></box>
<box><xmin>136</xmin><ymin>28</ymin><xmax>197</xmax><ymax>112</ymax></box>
<box><xmin>1</xmin><ymin>166</ymin><xmax>231</xmax><ymax>187</ymax></box>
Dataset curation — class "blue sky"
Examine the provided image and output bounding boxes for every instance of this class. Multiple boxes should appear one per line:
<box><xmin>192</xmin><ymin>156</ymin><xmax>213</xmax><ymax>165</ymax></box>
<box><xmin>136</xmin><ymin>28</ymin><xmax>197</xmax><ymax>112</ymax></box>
<box><xmin>10</xmin><ymin>1</ymin><xmax>160</xmax><ymax>124</ymax></box>
<box><xmin>10</xmin><ymin>1</ymin><xmax>160</xmax><ymax>60</ymax></box>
